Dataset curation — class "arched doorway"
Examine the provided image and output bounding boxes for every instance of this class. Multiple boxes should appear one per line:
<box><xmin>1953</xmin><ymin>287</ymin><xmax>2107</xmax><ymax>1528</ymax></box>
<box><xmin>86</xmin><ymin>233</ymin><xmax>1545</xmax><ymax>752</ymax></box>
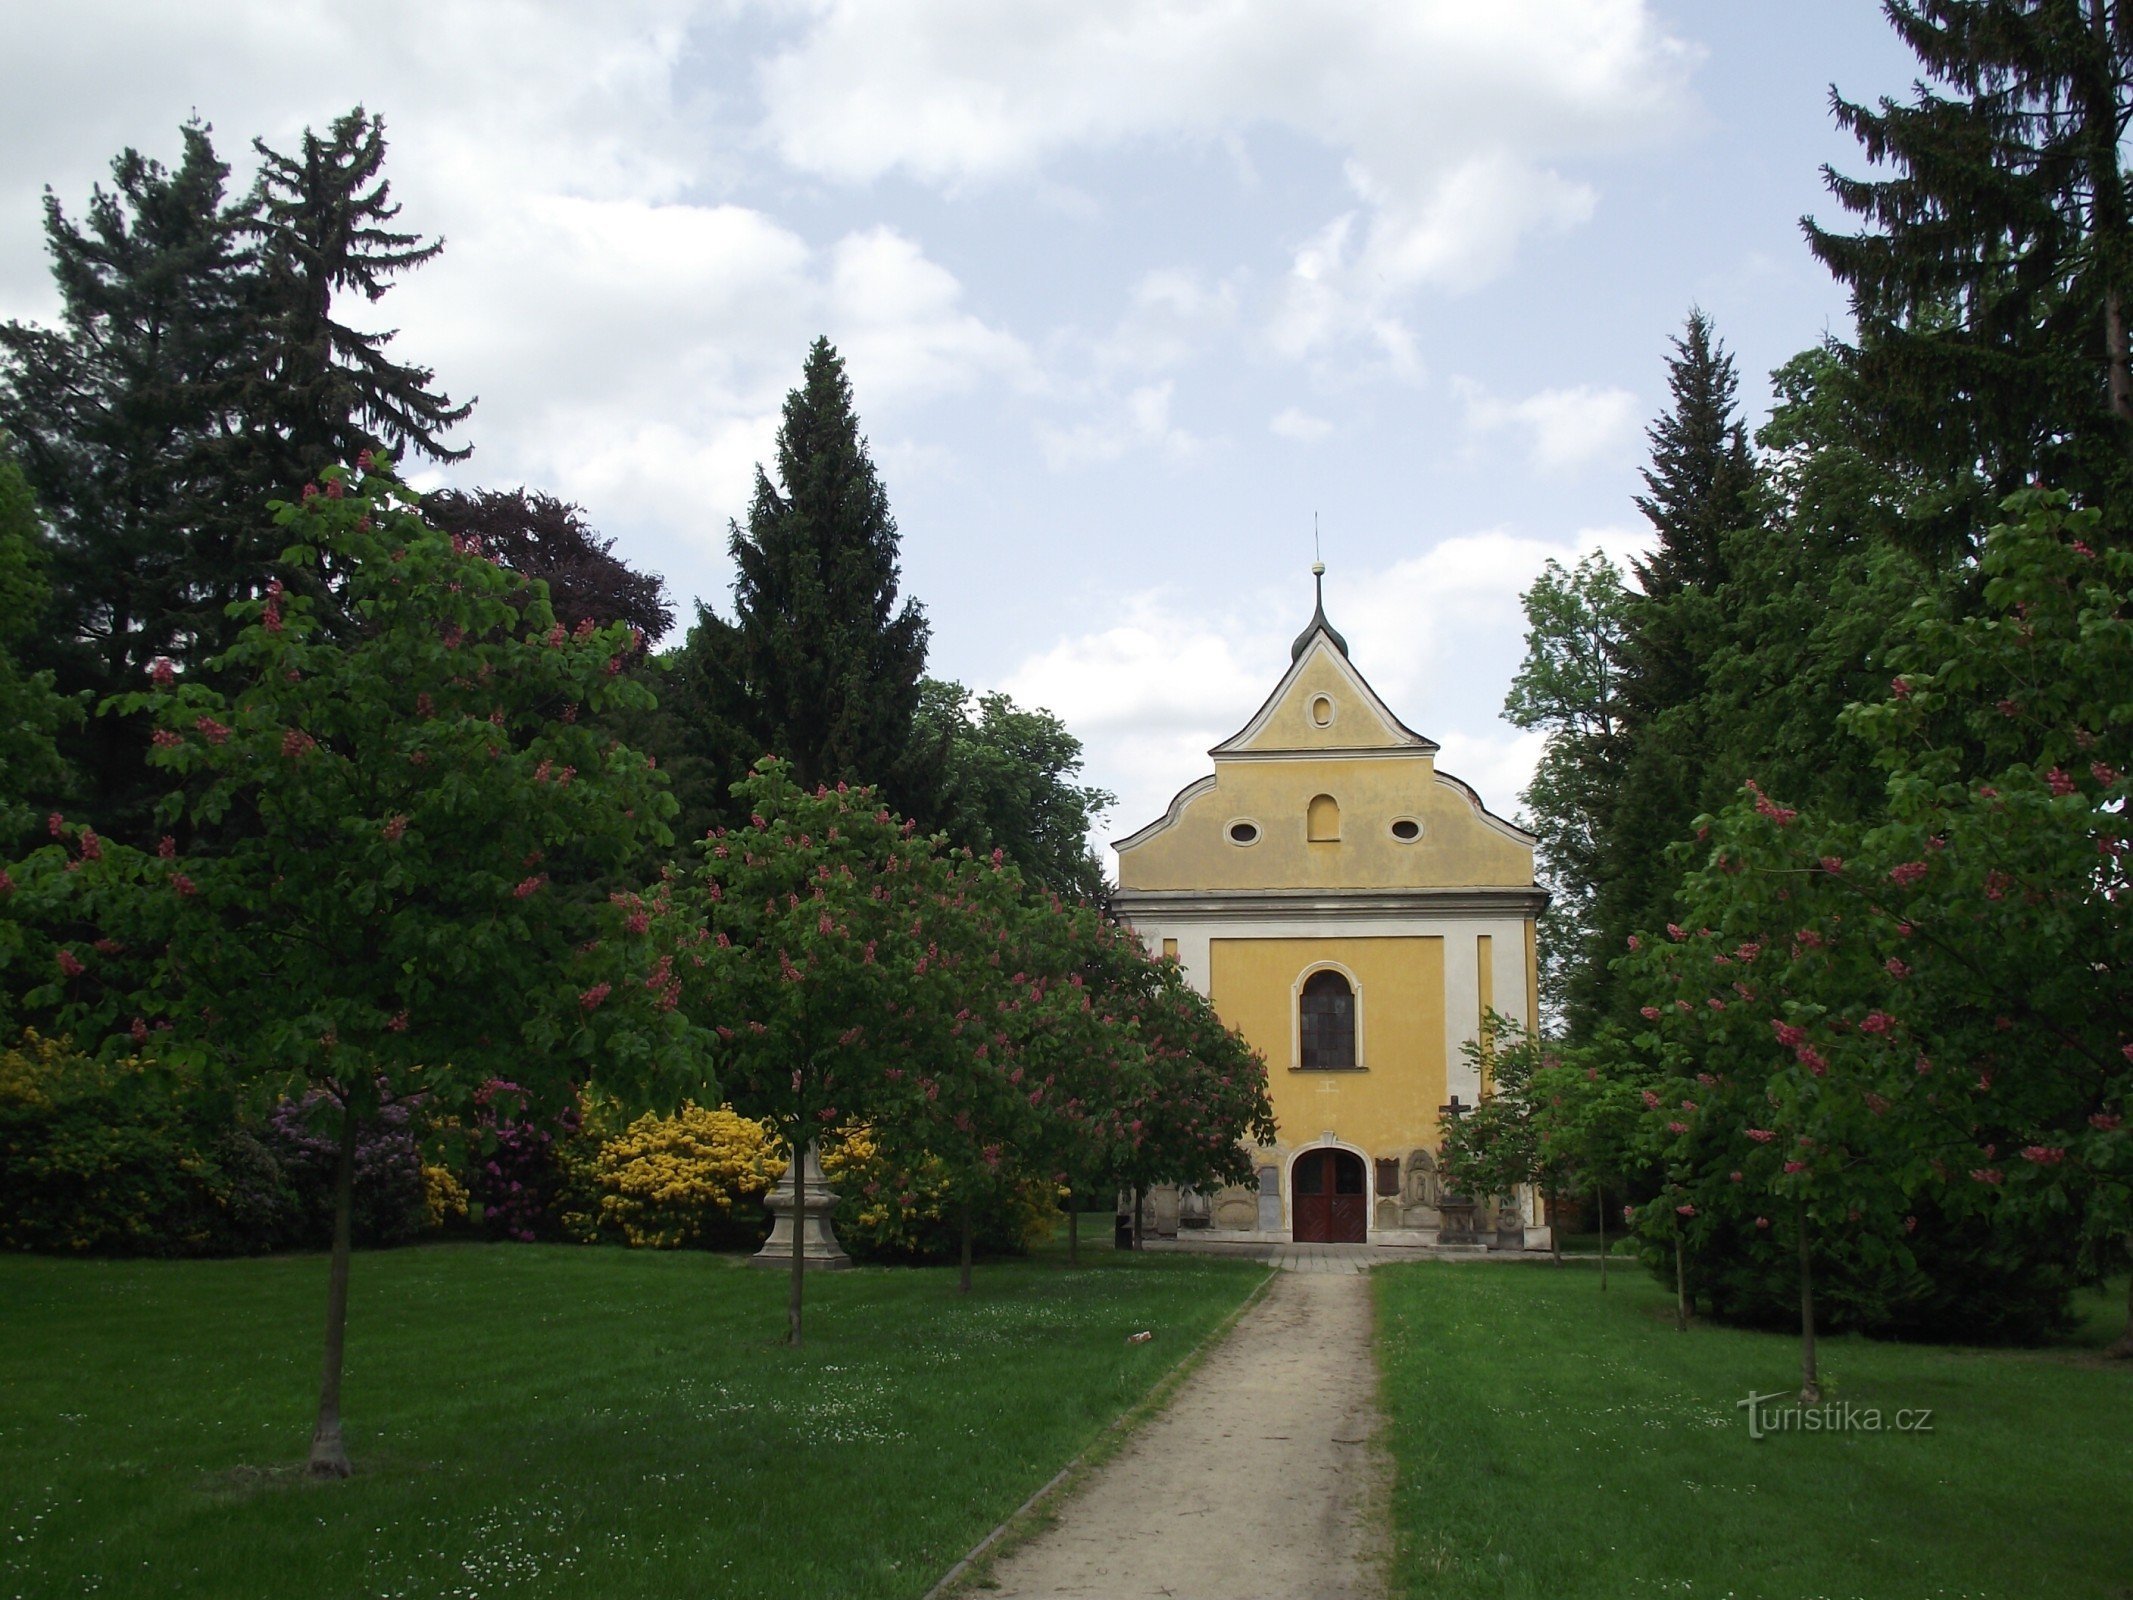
<box><xmin>1291</xmin><ymin>1147</ymin><xmax>1368</xmax><ymax>1243</ymax></box>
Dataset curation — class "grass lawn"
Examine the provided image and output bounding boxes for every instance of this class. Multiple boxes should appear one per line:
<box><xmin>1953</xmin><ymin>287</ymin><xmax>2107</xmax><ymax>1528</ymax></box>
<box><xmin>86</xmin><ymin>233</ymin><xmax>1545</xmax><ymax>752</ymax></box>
<box><xmin>1376</xmin><ymin>1260</ymin><xmax>2133</xmax><ymax>1600</ymax></box>
<box><xmin>0</xmin><ymin>1238</ymin><xmax>1264</xmax><ymax>1600</ymax></box>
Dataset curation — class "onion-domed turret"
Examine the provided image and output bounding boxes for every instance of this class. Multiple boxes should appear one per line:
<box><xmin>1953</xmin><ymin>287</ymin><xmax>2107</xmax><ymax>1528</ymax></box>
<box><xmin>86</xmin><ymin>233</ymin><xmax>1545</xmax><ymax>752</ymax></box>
<box><xmin>1290</xmin><ymin>561</ymin><xmax>1349</xmax><ymax>661</ymax></box>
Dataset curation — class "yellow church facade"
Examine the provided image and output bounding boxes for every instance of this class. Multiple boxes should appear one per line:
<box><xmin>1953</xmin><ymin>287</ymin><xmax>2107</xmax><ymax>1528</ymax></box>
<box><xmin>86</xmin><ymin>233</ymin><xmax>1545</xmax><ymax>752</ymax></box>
<box><xmin>1112</xmin><ymin>576</ymin><xmax>1550</xmax><ymax>1247</ymax></box>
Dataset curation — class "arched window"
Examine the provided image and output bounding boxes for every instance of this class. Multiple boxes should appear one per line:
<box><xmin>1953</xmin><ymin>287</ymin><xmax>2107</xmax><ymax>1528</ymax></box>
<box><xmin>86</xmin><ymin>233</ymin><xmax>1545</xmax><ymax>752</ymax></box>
<box><xmin>1307</xmin><ymin>793</ymin><xmax>1340</xmax><ymax>842</ymax></box>
<box><xmin>1299</xmin><ymin>969</ymin><xmax>1356</xmax><ymax>1069</ymax></box>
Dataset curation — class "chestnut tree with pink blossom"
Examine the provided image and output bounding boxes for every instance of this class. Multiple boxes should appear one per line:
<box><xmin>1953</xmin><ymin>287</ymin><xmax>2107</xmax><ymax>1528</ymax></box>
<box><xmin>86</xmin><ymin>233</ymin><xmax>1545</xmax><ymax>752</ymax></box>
<box><xmin>1</xmin><ymin>459</ymin><xmax>709</xmax><ymax>1474</ymax></box>
<box><xmin>669</xmin><ymin>759</ymin><xmax>947</xmax><ymax>1345</ymax></box>
<box><xmin>1618</xmin><ymin>491</ymin><xmax>2133</xmax><ymax>1361</ymax></box>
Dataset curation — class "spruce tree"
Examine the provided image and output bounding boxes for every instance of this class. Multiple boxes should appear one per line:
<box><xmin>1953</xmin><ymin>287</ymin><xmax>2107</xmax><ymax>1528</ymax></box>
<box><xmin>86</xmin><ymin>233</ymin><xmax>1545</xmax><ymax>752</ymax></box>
<box><xmin>1806</xmin><ymin>0</ymin><xmax>2133</xmax><ymax>549</ymax></box>
<box><xmin>1574</xmin><ymin>311</ymin><xmax>1760</xmax><ymax>1030</ymax></box>
<box><xmin>1622</xmin><ymin>309</ymin><xmax>1757</xmax><ymax>717</ymax></box>
<box><xmin>241</xmin><ymin>107</ymin><xmax>472</xmax><ymax>492</ymax></box>
<box><xmin>0</xmin><ymin>121</ymin><xmax>254</xmax><ymax>835</ymax></box>
<box><xmin>712</xmin><ymin>338</ymin><xmax>933</xmax><ymax>814</ymax></box>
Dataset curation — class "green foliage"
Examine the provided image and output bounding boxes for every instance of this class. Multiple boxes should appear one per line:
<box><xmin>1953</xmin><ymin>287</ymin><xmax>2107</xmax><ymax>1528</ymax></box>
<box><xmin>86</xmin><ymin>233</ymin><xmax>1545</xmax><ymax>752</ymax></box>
<box><xmin>1575</xmin><ymin>311</ymin><xmax>1761</xmax><ymax>1032</ymax></box>
<box><xmin>0</xmin><ymin>449</ymin><xmax>74</xmax><ymax>850</ymax></box>
<box><xmin>0</xmin><ymin>1029</ymin><xmax>273</xmax><ymax>1256</ymax></box>
<box><xmin>241</xmin><ymin>107</ymin><xmax>471</xmax><ymax>487</ymax></box>
<box><xmin>663</xmin><ymin>757</ymin><xmax>1271</xmax><ymax>1315</ymax></box>
<box><xmin>1442</xmin><ymin>1013</ymin><xmax>1645</xmax><ymax>1240</ymax></box>
<box><xmin>915</xmin><ymin>678</ymin><xmax>1114</xmax><ymax>899</ymax></box>
<box><xmin>1629</xmin><ymin>308</ymin><xmax>1758</xmax><ymax>608</ymax></box>
<box><xmin>0</xmin><ymin>1030</ymin><xmax>446</xmax><ymax>1259</ymax></box>
<box><xmin>1504</xmin><ymin>552</ymin><xmax>1629</xmax><ymax>1018</ymax></box>
<box><xmin>0</xmin><ymin>121</ymin><xmax>255</xmax><ymax>838</ymax></box>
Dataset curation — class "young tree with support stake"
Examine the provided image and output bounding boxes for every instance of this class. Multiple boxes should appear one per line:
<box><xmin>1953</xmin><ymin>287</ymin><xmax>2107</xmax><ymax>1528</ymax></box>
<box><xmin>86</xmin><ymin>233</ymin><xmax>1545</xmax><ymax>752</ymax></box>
<box><xmin>864</xmin><ymin>841</ymin><xmax>1045</xmax><ymax>1294</ymax></box>
<box><xmin>674</xmin><ymin>760</ymin><xmax>936</xmax><ymax>1344</ymax></box>
<box><xmin>1</xmin><ymin>459</ymin><xmax>707</xmax><ymax>1475</ymax></box>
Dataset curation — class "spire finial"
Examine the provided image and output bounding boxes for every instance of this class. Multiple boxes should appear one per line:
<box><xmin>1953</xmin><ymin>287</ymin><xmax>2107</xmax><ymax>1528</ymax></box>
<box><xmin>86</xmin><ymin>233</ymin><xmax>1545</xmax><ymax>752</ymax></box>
<box><xmin>1292</xmin><ymin>524</ymin><xmax>1348</xmax><ymax>661</ymax></box>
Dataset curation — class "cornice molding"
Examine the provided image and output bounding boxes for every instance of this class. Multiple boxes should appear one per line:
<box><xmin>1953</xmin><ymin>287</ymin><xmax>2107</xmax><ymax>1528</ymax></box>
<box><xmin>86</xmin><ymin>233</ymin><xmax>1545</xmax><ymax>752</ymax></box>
<box><xmin>1111</xmin><ymin>885</ymin><xmax>1551</xmax><ymax>920</ymax></box>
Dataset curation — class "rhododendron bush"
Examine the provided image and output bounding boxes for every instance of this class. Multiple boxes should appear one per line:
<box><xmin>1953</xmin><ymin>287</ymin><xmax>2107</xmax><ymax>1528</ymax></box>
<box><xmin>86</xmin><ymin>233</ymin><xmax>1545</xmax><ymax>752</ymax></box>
<box><xmin>1616</xmin><ymin>492</ymin><xmax>2133</xmax><ymax>1371</ymax></box>
<box><xmin>0</xmin><ymin>460</ymin><xmax>712</xmax><ymax>1473</ymax></box>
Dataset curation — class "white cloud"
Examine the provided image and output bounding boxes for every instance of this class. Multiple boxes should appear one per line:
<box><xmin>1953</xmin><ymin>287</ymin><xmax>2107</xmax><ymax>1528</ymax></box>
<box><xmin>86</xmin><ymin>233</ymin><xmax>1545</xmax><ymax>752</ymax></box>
<box><xmin>1036</xmin><ymin>381</ymin><xmax>1209</xmax><ymax>469</ymax></box>
<box><xmin>0</xmin><ymin>6</ymin><xmax>1033</xmax><ymax>623</ymax></box>
<box><xmin>1270</xmin><ymin>406</ymin><xmax>1333</xmax><ymax>443</ymax></box>
<box><xmin>758</xmin><ymin>0</ymin><xmax>1696</xmax><ymax>355</ymax></box>
<box><xmin>1460</xmin><ymin>382</ymin><xmax>1643</xmax><ymax>474</ymax></box>
<box><xmin>1093</xmin><ymin>268</ymin><xmax>1243</xmax><ymax>376</ymax></box>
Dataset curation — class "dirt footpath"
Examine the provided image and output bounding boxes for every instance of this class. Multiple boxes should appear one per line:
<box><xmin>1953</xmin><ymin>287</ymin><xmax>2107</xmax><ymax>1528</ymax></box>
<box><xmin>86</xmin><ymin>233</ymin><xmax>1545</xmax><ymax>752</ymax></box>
<box><xmin>977</xmin><ymin>1270</ymin><xmax>1390</xmax><ymax>1600</ymax></box>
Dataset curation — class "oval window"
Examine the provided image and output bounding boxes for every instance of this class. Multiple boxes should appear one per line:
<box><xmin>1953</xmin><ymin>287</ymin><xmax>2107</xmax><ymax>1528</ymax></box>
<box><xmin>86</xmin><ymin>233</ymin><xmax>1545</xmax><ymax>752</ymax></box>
<box><xmin>1228</xmin><ymin>820</ymin><xmax>1260</xmax><ymax>845</ymax></box>
<box><xmin>1309</xmin><ymin>695</ymin><xmax>1334</xmax><ymax>728</ymax></box>
<box><xmin>1390</xmin><ymin>818</ymin><xmax>1422</xmax><ymax>842</ymax></box>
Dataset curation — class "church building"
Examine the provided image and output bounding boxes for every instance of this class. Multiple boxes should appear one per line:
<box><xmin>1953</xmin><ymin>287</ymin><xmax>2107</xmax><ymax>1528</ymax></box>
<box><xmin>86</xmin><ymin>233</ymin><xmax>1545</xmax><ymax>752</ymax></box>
<box><xmin>1111</xmin><ymin>569</ymin><xmax>1550</xmax><ymax>1247</ymax></box>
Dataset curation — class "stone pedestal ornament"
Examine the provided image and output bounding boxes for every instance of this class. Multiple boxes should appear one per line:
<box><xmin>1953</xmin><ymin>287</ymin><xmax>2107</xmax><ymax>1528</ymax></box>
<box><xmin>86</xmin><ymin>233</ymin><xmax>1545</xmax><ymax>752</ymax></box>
<box><xmin>751</xmin><ymin>1142</ymin><xmax>852</xmax><ymax>1271</ymax></box>
<box><xmin>1493</xmin><ymin>1194</ymin><xmax>1526</xmax><ymax>1250</ymax></box>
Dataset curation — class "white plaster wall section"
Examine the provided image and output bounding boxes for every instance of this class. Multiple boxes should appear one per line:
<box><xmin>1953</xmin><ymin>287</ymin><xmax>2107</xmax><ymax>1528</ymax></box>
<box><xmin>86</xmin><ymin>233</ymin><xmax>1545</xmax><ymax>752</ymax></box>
<box><xmin>1444</xmin><ymin>932</ymin><xmax>1481</xmax><ymax>1105</ymax></box>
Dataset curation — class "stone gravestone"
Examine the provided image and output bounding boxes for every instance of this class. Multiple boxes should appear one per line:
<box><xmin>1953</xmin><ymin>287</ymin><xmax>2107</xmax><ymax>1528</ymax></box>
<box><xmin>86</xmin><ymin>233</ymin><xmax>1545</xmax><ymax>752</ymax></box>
<box><xmin>750</xmin><ymin>1143</ymin><xmax>851</xmax><ymax>1271</ymax></box>
<box><xmin>1256</xmin><ymin>1164</ymin><xmax>1283</xmax><ymax>1233</ymax></box>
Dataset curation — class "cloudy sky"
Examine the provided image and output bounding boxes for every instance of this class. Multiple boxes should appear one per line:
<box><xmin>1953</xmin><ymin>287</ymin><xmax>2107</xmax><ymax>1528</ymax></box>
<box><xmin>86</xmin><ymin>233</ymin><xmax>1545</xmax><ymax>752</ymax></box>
<box><xmin>1</xmin><ymin>2</ymin><xmax>1919</xmax><ymax>861</ymax></box>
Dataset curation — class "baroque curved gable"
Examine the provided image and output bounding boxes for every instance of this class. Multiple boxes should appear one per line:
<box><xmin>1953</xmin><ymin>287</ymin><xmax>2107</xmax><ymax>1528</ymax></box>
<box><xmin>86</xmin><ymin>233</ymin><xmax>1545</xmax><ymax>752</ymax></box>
<box><xmin>1113</xmin><ymin>623</ymin><xmax>1535</xmax><ymax>894</ymax></box>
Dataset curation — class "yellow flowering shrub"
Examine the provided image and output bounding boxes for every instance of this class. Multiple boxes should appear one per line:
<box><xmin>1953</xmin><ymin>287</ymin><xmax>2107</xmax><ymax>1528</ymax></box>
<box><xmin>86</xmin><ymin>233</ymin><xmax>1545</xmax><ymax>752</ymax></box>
<box><xmin>422</xmin><ymin>1163</ymin><xmax>469</xmax><ymax>1229</ymax></box>
<box><xmin>554</xmin><ymin>1100</ymin><xmax>1057</xmax><ymax>1260</ymax></box>
<box><xmin>582</xmin><ymin>1103</ymin><xmax>786</xmax><ymax>1248</ymax></box>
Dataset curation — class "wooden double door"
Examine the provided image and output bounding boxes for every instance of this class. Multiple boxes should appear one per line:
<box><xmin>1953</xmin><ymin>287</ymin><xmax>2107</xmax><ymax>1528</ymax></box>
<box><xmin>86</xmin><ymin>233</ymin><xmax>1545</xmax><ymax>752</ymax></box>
<box><xmin>1291</xmin><ymin>1148</ymin><xmax>1368</xmax><ymax>1243</ymax></box>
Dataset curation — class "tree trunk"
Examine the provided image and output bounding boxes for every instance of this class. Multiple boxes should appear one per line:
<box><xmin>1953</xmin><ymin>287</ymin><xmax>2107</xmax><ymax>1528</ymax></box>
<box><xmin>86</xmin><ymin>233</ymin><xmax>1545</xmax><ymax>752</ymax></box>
<box><xmin>1798</xmin><ymin>1201</ymin><xmax>1821</xmax><ymax>1404</ymax></box>
<box><xmin>2088</xmin><ymin>0</ymin><xmax>2133</xmax><ymax>438</ymax></box>
<box><xmin>1067</xmin><ymin>1187</ymin><xmax>1079</xmax><ymax>1267</ymax></box>
<box><xmin>1596</xmin><ymin>1184</ymin><xmax>1609</xmax><ymax>1292</ymax></box>
<box><xmin>1546</xmin><ymin>1191</ymin><xmax>1561</xmax><ymax>1266</ymax></box>
<box><xmin>787</xmin><ymin>1135</ymin><xmax>806</xmax><ymax>1349</ymax></box>
<box><xmin>2107</xmin><ymin>288</ymin><xmax>2133</xmax><ymax>433</ymax></box>
<box><xmin>1130</xmin><ymin>1183</ymin><xmax>1143</xmax><ymax>1251</ymax></box>
<box><xmin>2110</xmin><ymin>1235</ymin><xmax>2133</xmax><ymax>1358</ymax></box>
<box><xmin>307</xmin><ymin>1102</ymin><xmax>358</xmax><ymax>1477</ymax></box>
<box><xmin>958</xmin><ymin>1204</ymin><xmax>973</xmax><ymax>1294</ymax></box>
<box><xmin>1672</xmin><ymin>1230</ymin><xmax>1688</xmax><ymax>1333</ymax></box>
<box><xmin>2112</xmin><ymin>1245</ymin><xmax>2133</xmax><ymax>1358</ymax></box>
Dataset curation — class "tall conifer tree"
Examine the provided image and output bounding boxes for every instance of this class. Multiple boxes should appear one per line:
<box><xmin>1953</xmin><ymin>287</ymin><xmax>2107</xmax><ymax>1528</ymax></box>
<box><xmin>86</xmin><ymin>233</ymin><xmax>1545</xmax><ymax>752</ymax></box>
<box><xmin>0</xmin><ymin>122</ymin><xmax>254</xmax><ymax>834</ymax></box>
<box><xmin>241</xmin><ymin>107</ymin><xmax>472</xmax><ymax>494</ymax></box>
<box><xmin>711</xmin><ymin>338</ymin><xmax>934</xmax><ymax>814</ymax></box>
<box><xmin>1806</xmin><ymin>0</ymin><xmax>2133</xmax><ymax>549</ymax></box>
<box><xmin>1575</xmin><ymin>311</ymin><xmax>1760</xmax><ymax>1030</ymax></box>
<box><xmin>0</xmin><ymin>111</ymin><xmax>469</xmax><ymax>838</ymax></box>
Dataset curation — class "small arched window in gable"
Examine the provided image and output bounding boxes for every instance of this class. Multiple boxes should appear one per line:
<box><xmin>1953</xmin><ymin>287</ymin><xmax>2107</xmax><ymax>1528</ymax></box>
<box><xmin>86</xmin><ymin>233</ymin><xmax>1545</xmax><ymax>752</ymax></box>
<box><xmin>1299</xmin><ymin>969</ymin><xmax>1356</xmax><ymax>1069</ymax></box>
<box><xmin>1307</xmin><ymin>793</ymin><xmax>1340</xmax><ymax>842</ymax></box>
